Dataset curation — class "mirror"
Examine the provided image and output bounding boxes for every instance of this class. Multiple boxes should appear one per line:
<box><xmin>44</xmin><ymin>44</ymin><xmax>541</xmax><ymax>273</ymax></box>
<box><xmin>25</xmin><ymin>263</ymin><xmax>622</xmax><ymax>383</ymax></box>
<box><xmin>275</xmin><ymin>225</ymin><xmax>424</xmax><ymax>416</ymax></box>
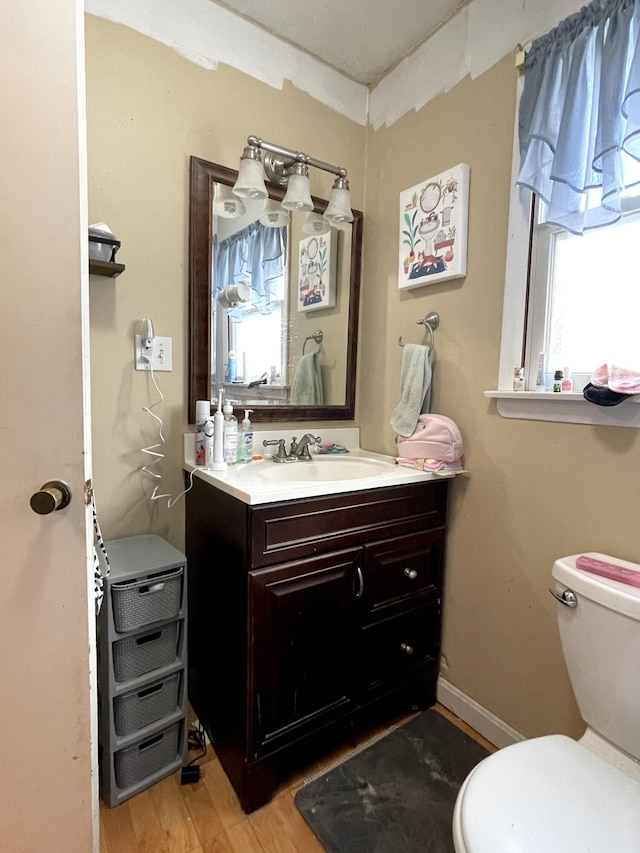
<box><xmin>189</xmin><ymin>156</ymin><xmax>362</xmax><ymax>422</ymax></box>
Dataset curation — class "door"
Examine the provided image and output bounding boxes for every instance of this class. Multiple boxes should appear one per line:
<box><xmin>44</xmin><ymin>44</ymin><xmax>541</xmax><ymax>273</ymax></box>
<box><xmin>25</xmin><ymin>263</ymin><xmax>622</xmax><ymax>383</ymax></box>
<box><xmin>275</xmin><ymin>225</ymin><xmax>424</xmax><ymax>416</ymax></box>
<box><xmin>249</xmin><ymin>549</ymin><xmax>360</xmax><ymax>755</ymax></box>
<box><xmin>0</xmin><ymin>3</ymin><xmax>96</xmax><ymax>852</ymax></box>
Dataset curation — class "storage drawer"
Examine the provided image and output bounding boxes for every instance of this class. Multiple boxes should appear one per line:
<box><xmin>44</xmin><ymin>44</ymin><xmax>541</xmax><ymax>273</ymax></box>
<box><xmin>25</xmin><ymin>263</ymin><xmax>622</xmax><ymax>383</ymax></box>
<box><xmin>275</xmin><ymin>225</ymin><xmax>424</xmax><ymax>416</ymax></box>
<box><xmin>250</xmin><ymin>481</ymin><xmax>447</xmax><ymax>568</ymax></box>
<box><xmin>112</xmin><ymin>621</ymin><xmax>180</xmax><ymax>682</ymax></box>
<box><xmin>111</xmin><ymin>567</ymin><xmax>183</xmax><ymax>633</ymax></box>
<box><xmin>364</xmin><ymin>529</ymin><xmax>444</xmax><ymax>618</ymax></box>
<box><xmin>114</xmin><ymin>671</ymin><xmax>182</xmax><ymax>736</ymax></box>
<box><xmin>356</xmin><ymin>601</ymin><xmax>441</xmax><ymax>697</ymax></box>
<box><xmin>114</xmin><ymin>720</ymin><xmax>182</xmax><ymax>789</ymax></box>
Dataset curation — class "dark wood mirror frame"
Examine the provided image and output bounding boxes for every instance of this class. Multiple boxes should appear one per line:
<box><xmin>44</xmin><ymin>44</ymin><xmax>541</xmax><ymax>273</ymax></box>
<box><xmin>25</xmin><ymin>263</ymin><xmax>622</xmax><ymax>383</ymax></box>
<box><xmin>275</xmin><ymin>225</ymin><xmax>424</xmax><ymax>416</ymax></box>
<box><xmin>188</xmin><ymin>155</ymin><xmax>363</xmax><ymax>422</ymax></box>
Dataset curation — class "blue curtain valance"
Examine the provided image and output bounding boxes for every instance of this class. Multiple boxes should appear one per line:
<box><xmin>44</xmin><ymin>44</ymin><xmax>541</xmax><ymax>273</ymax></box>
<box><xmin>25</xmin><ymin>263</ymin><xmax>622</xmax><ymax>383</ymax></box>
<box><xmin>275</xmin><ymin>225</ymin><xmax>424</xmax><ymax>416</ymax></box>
<box><xmin>213</xmin><ymin>221</ymin><xmax>286</xmax><ymax>314</ymax></box>
<box><xmin>518</xmin><ymin>0</ymin><xmax>640</xmax><ymax>234</ymax></box>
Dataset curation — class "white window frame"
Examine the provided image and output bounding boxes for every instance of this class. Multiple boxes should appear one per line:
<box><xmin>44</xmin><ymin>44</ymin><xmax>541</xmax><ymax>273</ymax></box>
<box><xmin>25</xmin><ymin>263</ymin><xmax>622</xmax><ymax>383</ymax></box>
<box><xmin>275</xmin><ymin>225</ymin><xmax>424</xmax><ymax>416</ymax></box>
<box><xmin>487</xmin><ymin>73</ymin><xmax>640</xmax><ymax>428</ymax></box>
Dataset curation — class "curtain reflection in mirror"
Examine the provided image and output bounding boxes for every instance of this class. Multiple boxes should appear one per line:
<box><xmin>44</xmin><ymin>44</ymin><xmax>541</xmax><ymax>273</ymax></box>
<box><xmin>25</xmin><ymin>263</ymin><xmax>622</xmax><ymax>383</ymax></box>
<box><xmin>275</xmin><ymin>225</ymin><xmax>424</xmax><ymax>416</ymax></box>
<box><xmin>212</xmin><ymin>221</ymin><xmax>288</xmax><ymax>391</ymax></box>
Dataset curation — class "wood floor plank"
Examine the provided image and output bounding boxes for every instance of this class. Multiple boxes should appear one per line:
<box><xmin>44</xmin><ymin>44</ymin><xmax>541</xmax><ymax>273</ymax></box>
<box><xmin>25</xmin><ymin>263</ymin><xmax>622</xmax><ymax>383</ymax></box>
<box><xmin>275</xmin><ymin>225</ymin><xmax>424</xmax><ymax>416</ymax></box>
<box><xmin>200</xmin><ymin>757</ymin><xmax>247</xmax><ymax>831</ymax></box>
<box><xmin>99</xmin><ymin>801</ymin><xmax>139</xmax><ymax>853</ymax></box>
<box><xmin>148</xmin><ymin>772</ymin><xmax>202</xmax><ymax>852</ymax></box>
<box><xmin>196</xmin><ymin>819</ymin><xmax>264</xmax><ymax>853</ymax></box>
<box><xmin>247</xmin><ymin>789</ymin><xmax>325</xmax><ymax>853</ymax></box>
<box><xmin>180</xmin><ymin>763</ymin><xmax>227</xmax><ymax>845</ymax></box>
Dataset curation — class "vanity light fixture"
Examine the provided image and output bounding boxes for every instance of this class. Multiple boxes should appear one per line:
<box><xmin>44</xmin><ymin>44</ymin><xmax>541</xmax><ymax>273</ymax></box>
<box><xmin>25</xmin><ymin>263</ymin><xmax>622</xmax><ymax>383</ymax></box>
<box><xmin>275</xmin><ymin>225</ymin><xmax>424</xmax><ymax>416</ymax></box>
<box><xmin>213</xmin><ymin>184</ymin><xmax>246</xmax><ymax>219</ymax></box>
<box><xmin>281</xmin><ymin>162</ymin><xmax>313</xmax><ymax>211</ymax></box>
<box><xmin>233</xmin><ymin>135</ymin><xmax>353</xmax><ymax>223</ymax></box>
<box><xmin>324</xmin><ymin>176</ymin><xmax>354</xmax><ymax>223</ymax></box>
<box><xmin>259</xmin><ymin>198</ymin><xmax>290</xmax><ymax>228</ymax></box>
<box><xmin>302</xmin><ymin>211</ymin><xmax>330</xmax><ymax>235</ymax></box>
<box><xmin>232</xmin><ymin>144</ymin><xmax>269</xmax><ymax>200</ymax></box>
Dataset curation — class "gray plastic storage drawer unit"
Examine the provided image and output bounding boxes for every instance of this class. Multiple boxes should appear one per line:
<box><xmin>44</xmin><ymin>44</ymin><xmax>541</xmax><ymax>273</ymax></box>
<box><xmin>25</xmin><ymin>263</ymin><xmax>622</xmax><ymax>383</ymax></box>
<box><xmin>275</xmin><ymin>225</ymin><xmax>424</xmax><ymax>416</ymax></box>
<box><xmin>97</xmin><ymin>534</ymin><xmax>188</xmax><ymax>807</ymax></box>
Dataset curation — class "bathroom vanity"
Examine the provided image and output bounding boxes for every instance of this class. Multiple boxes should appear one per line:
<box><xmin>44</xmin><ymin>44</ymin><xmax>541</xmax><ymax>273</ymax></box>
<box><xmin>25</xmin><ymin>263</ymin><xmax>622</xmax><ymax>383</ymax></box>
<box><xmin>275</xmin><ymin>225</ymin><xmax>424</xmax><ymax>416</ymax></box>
<box><xmin>185</xmin><ymin>452</ymin><xmax>450</xmax><ymax>812</ymax></box>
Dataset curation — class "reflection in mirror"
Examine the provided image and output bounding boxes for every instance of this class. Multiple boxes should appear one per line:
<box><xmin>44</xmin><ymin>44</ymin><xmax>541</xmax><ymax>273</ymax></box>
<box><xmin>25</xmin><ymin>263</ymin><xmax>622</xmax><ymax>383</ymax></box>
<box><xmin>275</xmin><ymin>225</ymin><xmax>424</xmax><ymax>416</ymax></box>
<box><xmin>189</xmin><ymin>156</ymin><xmax>362</xmax><ymax>422</ymax></box>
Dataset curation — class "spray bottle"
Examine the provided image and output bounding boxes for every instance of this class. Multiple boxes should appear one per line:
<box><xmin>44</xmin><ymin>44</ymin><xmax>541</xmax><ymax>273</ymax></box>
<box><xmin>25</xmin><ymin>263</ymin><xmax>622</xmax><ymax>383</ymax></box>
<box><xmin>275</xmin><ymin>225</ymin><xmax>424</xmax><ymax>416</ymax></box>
<box><xmin>223</xmin><ymin>399</ymin><xmax>238</xmax><ymax>465</ymax></box>
<box><xmin>195</xmin><ymin>399</ymin><xmax>210</xmax><ymax>466</ymax></box>
<box><xmin>238</xmin><ymin>409</ymin><xmax>254</xmax><ymax>463</ymax></box>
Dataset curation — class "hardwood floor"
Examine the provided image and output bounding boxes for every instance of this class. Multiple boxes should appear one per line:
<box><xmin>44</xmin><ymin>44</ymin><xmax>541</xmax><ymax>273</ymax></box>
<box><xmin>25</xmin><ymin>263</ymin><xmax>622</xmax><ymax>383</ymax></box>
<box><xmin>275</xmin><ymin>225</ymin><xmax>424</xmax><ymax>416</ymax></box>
<box><xmin>99</xmin><ymin>704</ymin><xmax>496</xmax><ymax>853</ymax></box>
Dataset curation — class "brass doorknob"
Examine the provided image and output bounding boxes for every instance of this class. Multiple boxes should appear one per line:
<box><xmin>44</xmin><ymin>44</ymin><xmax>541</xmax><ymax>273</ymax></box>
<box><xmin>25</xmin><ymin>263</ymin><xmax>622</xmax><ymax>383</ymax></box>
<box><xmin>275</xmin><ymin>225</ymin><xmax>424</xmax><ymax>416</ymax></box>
<box><xmin>30</xmin><ymin>481</ymin><xmax>72</xmax><ymax>515</ymax></box>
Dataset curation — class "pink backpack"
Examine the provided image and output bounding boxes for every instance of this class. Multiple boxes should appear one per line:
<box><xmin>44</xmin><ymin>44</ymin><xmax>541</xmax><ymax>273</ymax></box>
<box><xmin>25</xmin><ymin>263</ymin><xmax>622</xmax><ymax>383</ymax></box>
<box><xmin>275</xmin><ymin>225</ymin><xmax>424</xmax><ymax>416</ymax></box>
<box><xmin>396</xmin><ymin>414</ymin><xmax>463</xmax><ymax>462</ymax></box>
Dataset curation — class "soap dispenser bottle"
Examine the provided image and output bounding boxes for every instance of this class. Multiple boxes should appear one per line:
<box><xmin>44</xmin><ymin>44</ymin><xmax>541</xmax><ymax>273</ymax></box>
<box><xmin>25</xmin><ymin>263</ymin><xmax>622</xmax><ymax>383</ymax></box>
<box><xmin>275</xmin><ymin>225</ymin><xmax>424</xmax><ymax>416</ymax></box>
<box><xmin>223</xmin><ymin>400</ymin><xmax>238</xmax><ymax>465</ymax></box>
<box><xmin>238</xmin><ymin>409</ymin><xmax>254</xmax><ymax>463</ymax></box>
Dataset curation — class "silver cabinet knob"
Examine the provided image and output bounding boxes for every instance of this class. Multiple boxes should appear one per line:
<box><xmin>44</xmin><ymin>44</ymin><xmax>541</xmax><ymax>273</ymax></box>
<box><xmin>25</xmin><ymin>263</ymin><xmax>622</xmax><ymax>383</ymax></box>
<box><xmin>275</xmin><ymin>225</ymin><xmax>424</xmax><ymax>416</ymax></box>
<box><xmin>400</xmin><ymin>643</ymin><xmax>414</xmax><ymax>656</ymax></box>
<box><xmin>403</xmin><ymin>568</ymin><xmax>418</xmax><ymax>580</ymax></box>
<box><xmin>30</xmin><ymin>481</ymin><xmax>72</xmax><ymax>515</ymax></box>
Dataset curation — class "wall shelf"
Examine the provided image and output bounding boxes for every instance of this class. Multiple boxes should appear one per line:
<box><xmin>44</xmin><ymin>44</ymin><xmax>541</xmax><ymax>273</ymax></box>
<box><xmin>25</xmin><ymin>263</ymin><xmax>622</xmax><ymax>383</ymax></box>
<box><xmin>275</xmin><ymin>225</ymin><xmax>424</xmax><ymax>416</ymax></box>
<box><xmin>90</xmin><ymin>259</ymin><xmax>125</xmax><ymax>278</ymax></box>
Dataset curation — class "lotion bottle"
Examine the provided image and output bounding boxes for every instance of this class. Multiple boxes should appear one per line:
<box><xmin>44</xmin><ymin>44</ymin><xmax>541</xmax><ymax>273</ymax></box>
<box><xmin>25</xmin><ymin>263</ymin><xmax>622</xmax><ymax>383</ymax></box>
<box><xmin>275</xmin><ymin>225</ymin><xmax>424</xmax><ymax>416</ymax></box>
<box><xmin>223</xmin><ymin>400</ymin><xmax>238</xmax><ymax>465</ymax></box>
<box><xmin>238</xmin><ymin>409</ymin><xmax>254</xmax><ymax>463</ymax></box>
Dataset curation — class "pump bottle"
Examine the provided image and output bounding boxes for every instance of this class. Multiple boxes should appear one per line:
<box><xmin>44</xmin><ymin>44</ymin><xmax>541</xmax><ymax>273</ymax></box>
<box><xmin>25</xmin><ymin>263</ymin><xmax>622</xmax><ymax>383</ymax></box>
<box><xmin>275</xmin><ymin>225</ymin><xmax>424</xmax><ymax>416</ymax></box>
<box><xmin>238</xmin><ymin>409</ymin><xmax>254</xmax><ymax>462</ymax></box>
<box><xmin>223</xmin><ymin>400</ymin><xmax>238</xmax><ymax>465</ymax></box>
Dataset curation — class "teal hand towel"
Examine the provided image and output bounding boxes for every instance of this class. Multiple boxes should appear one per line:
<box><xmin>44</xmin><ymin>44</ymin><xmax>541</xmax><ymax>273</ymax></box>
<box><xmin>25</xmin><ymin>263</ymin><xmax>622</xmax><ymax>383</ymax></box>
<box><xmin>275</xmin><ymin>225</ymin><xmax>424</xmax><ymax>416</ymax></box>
<box><xmin>389</xmin><ymin>344</ymin><xmax>432</xmax><ymax>437</ymax></box>
<box><xmin>291</xmin><ymin>352</ymin><xmax>324</xmax><ymax>405</ymax></box>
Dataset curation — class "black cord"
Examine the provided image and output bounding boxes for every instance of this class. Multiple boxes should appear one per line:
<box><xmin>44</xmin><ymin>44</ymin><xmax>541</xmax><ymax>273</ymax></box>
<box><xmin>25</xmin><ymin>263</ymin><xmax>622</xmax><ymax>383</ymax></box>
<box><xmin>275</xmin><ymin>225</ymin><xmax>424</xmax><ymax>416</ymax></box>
<box><xmin>185</xmin><ymin>720</ymin><xmax>207</xmax><ymax>768</ymax></box>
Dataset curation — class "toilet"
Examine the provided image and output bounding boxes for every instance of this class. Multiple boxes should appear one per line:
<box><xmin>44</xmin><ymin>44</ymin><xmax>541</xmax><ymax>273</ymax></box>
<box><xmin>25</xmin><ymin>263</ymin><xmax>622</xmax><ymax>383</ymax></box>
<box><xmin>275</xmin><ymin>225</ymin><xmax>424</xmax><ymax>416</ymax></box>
<box><xmin>452</xmin><ymin>552</ymin><xmax>640</xmax><ymax>852</ymax></box>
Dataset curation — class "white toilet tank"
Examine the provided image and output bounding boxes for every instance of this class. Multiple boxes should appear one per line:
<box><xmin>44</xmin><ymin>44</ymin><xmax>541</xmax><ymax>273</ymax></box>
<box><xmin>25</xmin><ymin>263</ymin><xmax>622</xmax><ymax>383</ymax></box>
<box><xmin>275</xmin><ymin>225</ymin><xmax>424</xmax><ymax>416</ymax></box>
<box><xmin>552</xmin><ymin>552</ymin><xmax>640</xmax><ymax>762</ymax></box>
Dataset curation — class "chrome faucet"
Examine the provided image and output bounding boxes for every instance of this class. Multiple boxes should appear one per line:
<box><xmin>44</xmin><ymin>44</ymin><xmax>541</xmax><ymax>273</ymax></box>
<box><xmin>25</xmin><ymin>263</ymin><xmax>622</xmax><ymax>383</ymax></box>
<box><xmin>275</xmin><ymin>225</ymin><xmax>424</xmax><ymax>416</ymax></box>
<box><xmin>263</xmin><ymin>434</ymin><xmax>321</xmax><ymax>462</ymax></box>
<box><xmin>294</xmin><ymin>433</ymin><xmax>321</xmax><ymax>460</ymax></box>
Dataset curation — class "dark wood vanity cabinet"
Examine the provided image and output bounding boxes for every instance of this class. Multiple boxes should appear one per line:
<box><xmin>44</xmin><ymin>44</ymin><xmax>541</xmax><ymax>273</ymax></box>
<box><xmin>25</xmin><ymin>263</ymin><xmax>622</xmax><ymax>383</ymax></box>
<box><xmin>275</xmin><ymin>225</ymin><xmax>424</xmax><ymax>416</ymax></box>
<box><xmin>186</xmin><ymin>476</ymin><xmax>449</xmax><ymax>812</ymax></box>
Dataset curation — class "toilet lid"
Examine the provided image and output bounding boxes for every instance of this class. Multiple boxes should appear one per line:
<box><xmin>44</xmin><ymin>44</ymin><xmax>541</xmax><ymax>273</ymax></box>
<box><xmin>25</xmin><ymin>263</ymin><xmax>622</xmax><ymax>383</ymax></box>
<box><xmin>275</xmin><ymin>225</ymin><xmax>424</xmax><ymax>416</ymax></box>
<box><xmin>457</xmin><ymin>735</ymin><xmax>640</xmax><ymax>853</ymax></box>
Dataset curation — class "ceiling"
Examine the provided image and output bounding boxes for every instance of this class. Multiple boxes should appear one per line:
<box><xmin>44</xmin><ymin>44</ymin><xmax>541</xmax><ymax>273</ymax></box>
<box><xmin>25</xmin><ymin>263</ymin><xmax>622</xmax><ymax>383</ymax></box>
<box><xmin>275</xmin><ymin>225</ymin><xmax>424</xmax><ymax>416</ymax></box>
<box><xmin>212</xmin><ymin>0</ymin><xmax>469</xmax><ymax>85</ymax></box>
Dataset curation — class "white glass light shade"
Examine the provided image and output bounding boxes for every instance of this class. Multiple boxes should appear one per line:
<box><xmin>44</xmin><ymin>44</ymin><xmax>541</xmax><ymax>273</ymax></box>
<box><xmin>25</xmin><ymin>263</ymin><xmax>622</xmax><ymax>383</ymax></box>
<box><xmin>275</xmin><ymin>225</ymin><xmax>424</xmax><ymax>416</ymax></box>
<box><xmin>281</xmin><ymin>173</ymin><xmax>314</xmax><ymax>211</ymax></box>
<box><xmin>232</xmin><ymin>157</ymin><xmax>268</xmax><ymax>199</ymax></box>
<box><xmin>302</xmin><ymin>212</ymin><xmax>330</xmax><ymax>235</ymax></box>
<box><xmin>214</xmin><ymin>185</ymin><xmax>246</xmax><ymax>219</ymax></box>
<box><xmin>323</xmin><ymin>186</ymin><xmax>353</xmax><ymax>223</ymax></box>
<box><xmin>259</xmin><ymin>199</ymin><xmax>290</xmax><ymax>228</ymax></box>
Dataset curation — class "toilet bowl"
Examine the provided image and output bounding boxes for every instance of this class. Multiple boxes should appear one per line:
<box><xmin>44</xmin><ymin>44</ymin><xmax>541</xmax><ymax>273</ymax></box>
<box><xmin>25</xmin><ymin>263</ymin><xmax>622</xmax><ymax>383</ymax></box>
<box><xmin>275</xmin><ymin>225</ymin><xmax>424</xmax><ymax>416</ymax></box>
<box><xmin>452</xmin><ymin>552</ymin><xmax>640</xmax><ymax>852</ymax></box>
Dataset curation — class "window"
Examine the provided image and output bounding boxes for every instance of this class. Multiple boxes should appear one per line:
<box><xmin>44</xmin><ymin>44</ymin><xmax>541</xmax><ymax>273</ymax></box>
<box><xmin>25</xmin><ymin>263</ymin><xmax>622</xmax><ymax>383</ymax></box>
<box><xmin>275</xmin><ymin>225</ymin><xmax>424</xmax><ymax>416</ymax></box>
<box><xmin>492</xmin><ymin>75</ymin><xmax>640</xmax><ymax>427</ymax></box>
<box><xmin>525</xmin><ymin>192</ymin><xmax>640</xmax><ymax>392</ymax></box>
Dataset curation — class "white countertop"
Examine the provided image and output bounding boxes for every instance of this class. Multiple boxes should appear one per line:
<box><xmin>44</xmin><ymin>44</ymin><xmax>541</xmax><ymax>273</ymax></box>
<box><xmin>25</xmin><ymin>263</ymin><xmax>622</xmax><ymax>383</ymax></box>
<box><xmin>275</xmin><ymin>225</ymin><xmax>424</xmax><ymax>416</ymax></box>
<box><xmin>183</xmin><ymin>428</ymin><xmax>454</xmax><ymax>505</ymax></box>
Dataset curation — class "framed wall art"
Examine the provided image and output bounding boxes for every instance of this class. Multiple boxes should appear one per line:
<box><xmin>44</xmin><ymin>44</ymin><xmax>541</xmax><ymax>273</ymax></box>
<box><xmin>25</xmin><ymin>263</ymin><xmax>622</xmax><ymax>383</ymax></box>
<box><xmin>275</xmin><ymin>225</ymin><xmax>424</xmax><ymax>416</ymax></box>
<box><xmin>298</xmin><ymin>229</ymin><xmax>337</xmax><ymax>312</ymax></box>
<box><xmin>398</xmin><ymin>163</ymin><xmax>470</xmax><ymax>290</ymax></box>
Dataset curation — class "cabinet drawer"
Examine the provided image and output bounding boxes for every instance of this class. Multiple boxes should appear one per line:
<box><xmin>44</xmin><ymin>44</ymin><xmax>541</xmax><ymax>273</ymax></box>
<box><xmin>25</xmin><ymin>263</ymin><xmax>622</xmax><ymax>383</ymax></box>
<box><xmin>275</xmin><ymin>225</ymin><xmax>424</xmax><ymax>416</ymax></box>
<box><xmin>364</xmin><ymin>529</ymin><xmax>444</xmax><ymax>618</ymax></box>
<box><xmin>357</xmin><ymin>602</ymin><xmax>441</xmax><ymax>699</ymax></box>
<box><xmin>250</xmin><ymin>481</ymin><xmax>447</xmax><ymax>568</ymax></box>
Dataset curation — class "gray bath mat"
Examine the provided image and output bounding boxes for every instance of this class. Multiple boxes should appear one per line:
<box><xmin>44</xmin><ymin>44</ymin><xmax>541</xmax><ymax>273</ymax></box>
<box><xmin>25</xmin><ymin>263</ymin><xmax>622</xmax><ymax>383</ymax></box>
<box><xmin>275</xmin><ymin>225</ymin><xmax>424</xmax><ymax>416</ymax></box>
<box><xmin>294</xmin><ymin>708</ymin><xmax>490</xmax><ymax>853</ymax></box>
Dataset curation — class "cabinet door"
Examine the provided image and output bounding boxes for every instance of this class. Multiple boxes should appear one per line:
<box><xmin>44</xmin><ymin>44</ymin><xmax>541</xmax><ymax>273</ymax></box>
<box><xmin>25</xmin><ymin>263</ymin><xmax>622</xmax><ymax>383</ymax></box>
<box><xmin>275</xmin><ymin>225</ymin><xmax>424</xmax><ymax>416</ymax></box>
<box><xmin>249</xmin><ymin>549</ymin><xmax>360</xmax><ymax>756</ymax></box>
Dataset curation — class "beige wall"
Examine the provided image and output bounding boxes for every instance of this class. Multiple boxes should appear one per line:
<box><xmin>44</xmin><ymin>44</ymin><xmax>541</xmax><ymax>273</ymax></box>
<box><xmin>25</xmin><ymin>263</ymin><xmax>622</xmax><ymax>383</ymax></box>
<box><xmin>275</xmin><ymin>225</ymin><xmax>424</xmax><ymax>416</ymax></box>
<box><xmin>360</xmin><ymin>55</ymin><xmax>640</xmax><ymax>739</ymax></box>
<box><xmin>87</xmin><ymin>14</ymin><xmax>640</xmax><ymax>743</ymax></box>
<box><xmin>86</xmin><ymin>15</ymin><xmax>365</xmax><ymax>549</ymax></box>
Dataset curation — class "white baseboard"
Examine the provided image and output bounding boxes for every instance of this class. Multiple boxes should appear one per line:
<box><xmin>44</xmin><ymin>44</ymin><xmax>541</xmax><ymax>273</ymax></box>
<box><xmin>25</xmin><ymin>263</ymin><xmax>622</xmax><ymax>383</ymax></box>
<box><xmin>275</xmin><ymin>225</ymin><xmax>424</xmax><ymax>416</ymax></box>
<box><xmin>437</xmin><ymin>677</ymin><xmax>525</xmax><ymax>749</ymax></box>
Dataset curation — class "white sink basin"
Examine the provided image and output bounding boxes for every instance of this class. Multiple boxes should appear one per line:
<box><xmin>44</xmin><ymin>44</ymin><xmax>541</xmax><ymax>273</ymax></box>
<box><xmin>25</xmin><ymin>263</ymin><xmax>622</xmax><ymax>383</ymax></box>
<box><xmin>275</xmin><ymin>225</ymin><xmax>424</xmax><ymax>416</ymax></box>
<box><xmin>258</xmin><ymin>456</ymin><xmax>391</xmax><ymax>482</ymax></box>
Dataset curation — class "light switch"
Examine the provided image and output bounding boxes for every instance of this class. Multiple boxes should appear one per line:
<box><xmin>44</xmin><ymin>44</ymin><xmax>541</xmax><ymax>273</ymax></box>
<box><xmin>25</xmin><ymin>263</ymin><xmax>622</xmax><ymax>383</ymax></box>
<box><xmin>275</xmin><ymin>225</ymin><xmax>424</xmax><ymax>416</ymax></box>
<box><xmin>135</xmin><ymin>335</ymin><xmax>172</xmax><ymax>371</ymax></box>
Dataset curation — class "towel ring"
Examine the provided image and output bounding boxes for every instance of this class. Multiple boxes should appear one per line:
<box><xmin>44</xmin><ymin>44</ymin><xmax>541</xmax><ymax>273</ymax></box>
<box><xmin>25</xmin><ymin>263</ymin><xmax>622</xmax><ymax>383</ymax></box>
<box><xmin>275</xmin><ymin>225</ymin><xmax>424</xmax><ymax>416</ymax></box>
<box><xmin>398</xmin><ymin>312</ymin><xmax>439</xmax><ymax>349</ymax></box>
<box><xmin>303</xmin><ymin>329</ymin><xmax>323</xmax><ymax>355</ymax></box>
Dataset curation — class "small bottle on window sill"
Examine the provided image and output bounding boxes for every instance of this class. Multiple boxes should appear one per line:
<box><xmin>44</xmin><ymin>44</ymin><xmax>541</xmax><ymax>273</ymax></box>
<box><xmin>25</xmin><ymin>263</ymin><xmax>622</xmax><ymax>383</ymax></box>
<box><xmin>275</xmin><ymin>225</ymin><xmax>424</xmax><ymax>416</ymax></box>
<box><xmin>561</xmin><ymin>367</ymin><xmax>573</xmax><ymax>392</ymax></box>
<box><xmin>553</xmin><ymin>369</ymin><xmax>564</xmax><ymax>392</ymax></box>
<box><xmin>513</xmin><ymin>367</ymin><xmax>525</xmax><ymax>391</ymax></box>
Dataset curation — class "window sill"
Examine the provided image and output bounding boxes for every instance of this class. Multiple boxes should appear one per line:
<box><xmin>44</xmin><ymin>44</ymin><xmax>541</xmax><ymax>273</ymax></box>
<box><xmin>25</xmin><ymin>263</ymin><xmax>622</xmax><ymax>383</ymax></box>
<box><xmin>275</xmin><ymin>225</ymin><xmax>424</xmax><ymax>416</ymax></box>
<box><xmin>484</xmin><ymin>390</ymin><xmax>640</xmax><ymax>428</ymax></box>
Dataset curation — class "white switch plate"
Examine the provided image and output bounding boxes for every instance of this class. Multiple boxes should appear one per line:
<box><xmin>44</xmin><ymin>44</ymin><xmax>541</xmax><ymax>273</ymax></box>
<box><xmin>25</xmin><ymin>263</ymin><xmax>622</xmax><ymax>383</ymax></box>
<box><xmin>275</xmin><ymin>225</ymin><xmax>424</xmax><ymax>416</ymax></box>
<box><xmin>135</xmin><ymin>335</ymin><xmax>173</xmax><ymax>371</ymax></box>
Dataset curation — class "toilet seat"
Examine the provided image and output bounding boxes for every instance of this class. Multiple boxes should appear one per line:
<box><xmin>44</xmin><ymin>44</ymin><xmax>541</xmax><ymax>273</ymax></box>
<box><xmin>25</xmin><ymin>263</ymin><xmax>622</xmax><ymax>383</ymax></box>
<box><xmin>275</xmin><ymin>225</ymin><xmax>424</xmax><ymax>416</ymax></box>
<box><xmin>453</xmin><ymin>734</ymin><xmax>640</xmax><ymax>852</ymax></box>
